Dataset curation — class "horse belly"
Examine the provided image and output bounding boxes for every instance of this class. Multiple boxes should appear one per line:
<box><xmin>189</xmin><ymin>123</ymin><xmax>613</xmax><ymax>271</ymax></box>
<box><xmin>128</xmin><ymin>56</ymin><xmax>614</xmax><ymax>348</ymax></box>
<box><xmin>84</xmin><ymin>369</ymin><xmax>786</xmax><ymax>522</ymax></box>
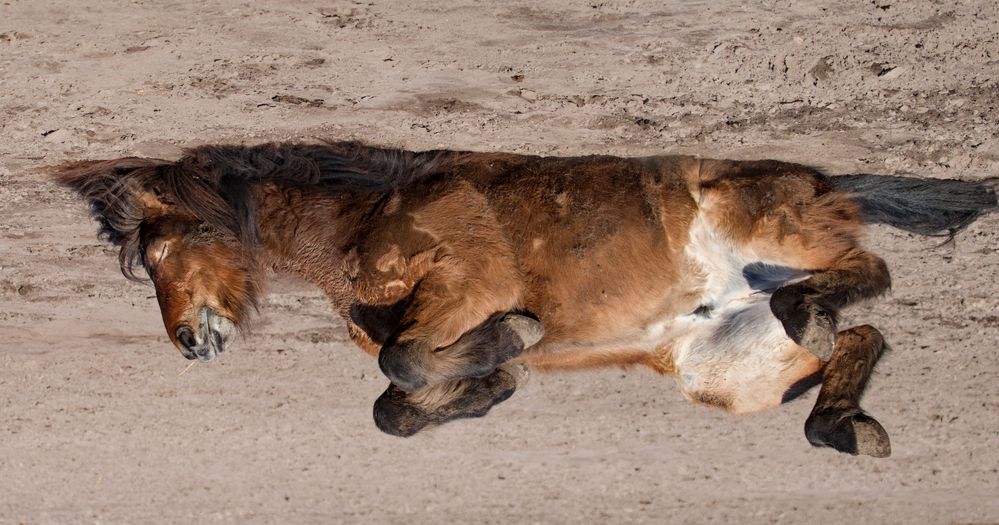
<box><xmin>671</xmin><ymin>297</ymin><xmax>821</xmax><ymax>414</ymax></box>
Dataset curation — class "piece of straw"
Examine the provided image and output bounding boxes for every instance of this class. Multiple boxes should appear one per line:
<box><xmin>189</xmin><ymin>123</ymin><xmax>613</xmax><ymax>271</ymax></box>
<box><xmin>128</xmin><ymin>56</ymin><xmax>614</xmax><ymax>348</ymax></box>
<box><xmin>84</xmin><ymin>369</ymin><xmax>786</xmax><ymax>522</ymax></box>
<box><xmin>178</xmin><ymin>361</ymin><xmax>197</xmax><ymax>376</ymax></box>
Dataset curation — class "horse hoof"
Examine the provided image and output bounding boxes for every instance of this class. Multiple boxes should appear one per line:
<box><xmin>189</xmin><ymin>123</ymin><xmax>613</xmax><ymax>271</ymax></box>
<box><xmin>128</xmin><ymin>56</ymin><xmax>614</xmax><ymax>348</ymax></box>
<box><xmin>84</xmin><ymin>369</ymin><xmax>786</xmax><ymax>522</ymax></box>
<box><xmin>798</xmin><ymin>306</ymin><xmax>835</xmax><ymax>361</ymax></box>
<box><xmin>805</xmin><ymin>408</ymin><xmax>891</xmax><ymax>458</ymax></box>
<box><xmin>770</xmin><ymin>287</ymin><xmax>835</xmax><ymax>361</ymax></box>
<box><xmin>501</xmin><ymin>361</ymin><xmax>530</xmax><ymax>388</ymax></box>
<box><xmin>377</xmin><ymin>340</ymin><xmax>428</xmax><ymax>393</ymax></box>
<box><xmin>500</xmin><ymin>314</ymin><xmax>545</xmax><ymax>349</ymax></box>
<box><xmin>851</xmin><ymin>413</ymin><xmax>892</xmax><ymax>458</ymax></box>
<box><xmin>373</xmin><ymin>386</ymin><xmax>427</xmax><ymax>437</ymax></box>
<box><xmin>482</xmin><ymin>364</ymin><xmax>520</xmax><ymax>407</ymax></box>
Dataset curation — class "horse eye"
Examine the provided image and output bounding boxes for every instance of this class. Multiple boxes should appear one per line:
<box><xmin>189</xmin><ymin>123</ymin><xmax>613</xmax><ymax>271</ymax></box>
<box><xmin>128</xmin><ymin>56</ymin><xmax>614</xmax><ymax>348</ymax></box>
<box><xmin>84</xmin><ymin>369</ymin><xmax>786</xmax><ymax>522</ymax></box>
<box><xmin>148</xmin><ymin>241</ymin><xmax>170</xmax><ymax>265</ymax></box>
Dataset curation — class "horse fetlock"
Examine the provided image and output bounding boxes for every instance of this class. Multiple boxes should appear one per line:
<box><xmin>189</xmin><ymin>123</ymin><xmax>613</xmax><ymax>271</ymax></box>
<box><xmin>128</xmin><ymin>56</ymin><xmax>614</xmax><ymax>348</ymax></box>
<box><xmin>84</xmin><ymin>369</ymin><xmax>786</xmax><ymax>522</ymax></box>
<box><xmin>805</xmin><ymin>407</ymin><xmax>891</xmax><ymax>458</ymax></box>
<box><xmin>349</xmin><ymin>298</ymin><xmax>411</xmax><ymax>345</ymax></box>
<box><xmin>377</xmin><ymin>314</ymin><xmax>536</xmax><ymax>393</ymax></box>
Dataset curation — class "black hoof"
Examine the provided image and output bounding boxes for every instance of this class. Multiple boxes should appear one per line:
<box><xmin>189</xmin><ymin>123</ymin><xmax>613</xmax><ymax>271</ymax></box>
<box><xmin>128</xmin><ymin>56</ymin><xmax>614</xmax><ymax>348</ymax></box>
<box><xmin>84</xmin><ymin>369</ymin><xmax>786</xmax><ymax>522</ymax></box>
<box><xmin>373</xmin><ymin>386</ymin><xmax>426</xmax><ymax>437</ymax></box>
<box><xmin>464</xmin><ymin>313</ymin><xmax>545</xmax><ymax>372</ymax></box>
<box><xmin>805</xmin><ymin>408</ymin><xmax>891</xmax><ymax>458</ymax></box>
<box><xmin>372</xmin><ymin>364</ymin><xmax>524</xmax><ymax>437</ymax></box>
<box><xmin>377</xmin><ymin>340</ymin><xmax>428</xmax><ymax>393</ymax></box>
<box><xmin>770</xmin><ymin>287</ymin><xmax>836</xmax><ymax>361</ymax></box>
<box><xmin>376</xmin><ymin>314</ymin><xmax>542</xmax><ymax>393</ymax></box>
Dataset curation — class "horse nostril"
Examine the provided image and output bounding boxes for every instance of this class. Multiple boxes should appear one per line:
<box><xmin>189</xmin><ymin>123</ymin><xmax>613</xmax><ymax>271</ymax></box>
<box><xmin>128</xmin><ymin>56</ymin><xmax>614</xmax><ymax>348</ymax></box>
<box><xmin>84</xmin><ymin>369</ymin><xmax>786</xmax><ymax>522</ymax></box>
<box><xmin>211</xmin><ymin>330</ymin><xmax>225</xmax><ymax>353</ymax></box>
<box><xmin>176</xmin><ymin>326</ymin><xmax>197</xmax><ymax>358</ymax></box>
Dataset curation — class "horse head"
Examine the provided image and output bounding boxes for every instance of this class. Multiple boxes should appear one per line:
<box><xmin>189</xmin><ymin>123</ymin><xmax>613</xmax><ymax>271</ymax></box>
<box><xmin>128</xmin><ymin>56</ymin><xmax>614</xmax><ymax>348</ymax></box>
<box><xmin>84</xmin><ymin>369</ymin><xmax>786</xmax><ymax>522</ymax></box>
<box><xmin>52</xmin><ymin>157</ymin><xmax>261</xmax><ymax>362</ymax></box>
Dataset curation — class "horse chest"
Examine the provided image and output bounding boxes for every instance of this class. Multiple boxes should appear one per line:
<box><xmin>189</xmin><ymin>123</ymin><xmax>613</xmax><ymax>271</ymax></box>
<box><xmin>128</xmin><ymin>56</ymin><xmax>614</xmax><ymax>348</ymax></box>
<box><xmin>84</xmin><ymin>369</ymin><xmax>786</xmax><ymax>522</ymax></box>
<box><xmin>630</xmin><ymin>217</ymin><xmax>759</xmax><ymax>345</ymax></box>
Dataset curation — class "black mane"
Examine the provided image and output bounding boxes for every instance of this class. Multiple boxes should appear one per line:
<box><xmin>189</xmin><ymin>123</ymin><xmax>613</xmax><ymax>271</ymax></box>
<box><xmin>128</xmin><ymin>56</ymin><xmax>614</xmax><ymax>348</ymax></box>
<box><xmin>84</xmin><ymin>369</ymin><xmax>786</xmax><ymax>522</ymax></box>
<box><xmin>52</xmin><ymin>140</ymin><xmax>461</xmax><ymax>280</ymax></box>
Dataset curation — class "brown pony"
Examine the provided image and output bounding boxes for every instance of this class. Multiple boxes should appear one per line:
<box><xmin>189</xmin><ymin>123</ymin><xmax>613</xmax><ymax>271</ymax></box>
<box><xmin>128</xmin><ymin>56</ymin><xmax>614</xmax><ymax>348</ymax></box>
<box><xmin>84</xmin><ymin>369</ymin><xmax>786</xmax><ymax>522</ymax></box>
<box><xmin>53</xmin><ymin>141</ymin><xmax>996</xmax><ymax>457</ymax></box>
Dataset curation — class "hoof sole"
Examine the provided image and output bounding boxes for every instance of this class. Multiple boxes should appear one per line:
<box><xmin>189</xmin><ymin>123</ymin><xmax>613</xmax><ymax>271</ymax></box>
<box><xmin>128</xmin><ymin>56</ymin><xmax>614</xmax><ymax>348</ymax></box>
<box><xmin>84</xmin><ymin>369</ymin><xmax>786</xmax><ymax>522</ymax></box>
<box><xmin>798</xmin><ymin>308</ymin><xmax>835</xmax><ymax>361</ymax></box>
<box><xmin>501</xmin><ymin>314</ymin><xmax>545</xmax><ymax>349</ymax></box>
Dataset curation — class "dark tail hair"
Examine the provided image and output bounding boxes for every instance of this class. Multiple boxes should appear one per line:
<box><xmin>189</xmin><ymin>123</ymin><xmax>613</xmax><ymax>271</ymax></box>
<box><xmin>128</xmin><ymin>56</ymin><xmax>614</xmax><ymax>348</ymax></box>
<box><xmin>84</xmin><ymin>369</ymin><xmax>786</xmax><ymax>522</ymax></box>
<box><xmin>831</xmin><ymin>174</ymin><xmax>997</xmax><ymax>237</ymax></box>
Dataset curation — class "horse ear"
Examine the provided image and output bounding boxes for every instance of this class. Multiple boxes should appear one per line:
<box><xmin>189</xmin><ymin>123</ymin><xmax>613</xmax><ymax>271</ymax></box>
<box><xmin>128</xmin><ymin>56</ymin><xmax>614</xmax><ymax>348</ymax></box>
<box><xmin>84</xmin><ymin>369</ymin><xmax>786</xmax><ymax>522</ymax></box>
<box><xmin>135</xmin><ymin>187</ymin><xmax>170</xmax><ymax>216</ymax></box>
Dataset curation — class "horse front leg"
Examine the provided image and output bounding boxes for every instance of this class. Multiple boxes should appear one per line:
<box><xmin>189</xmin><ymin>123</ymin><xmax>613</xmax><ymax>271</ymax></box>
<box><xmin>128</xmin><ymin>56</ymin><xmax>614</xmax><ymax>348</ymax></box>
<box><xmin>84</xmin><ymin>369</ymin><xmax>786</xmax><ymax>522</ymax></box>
<box><xmin>372</xmin><ymin>361</ymin><xmax>529</xmax><ymax>437</ymax></box>
<box><xmin>348</xmin><ymin>225</ymin><xmax>538</xmax><ymax>391</ymax></box>
<box><xmin>378</xmin><ymin>310</ymin><xmax>543</xmax><ymax>393</ymax></box>
<box><xmin>367</xmin><ymin>263</ymin><xmax>541</xmax><ymax>392</ymax></box>
<box><xmin>349</xmin><ymin>294</ymin><xmax>544</xmax><ymax>390</ymax></box>
<box><xmin>350</xmin><ymin>284</ymin><xmax>542</xmax><ymax>436</ymax></box>
<box><xmin>769</xmin><ymin>248</ymin><xmax>890</xmax><ymax>361</ymax></box>
<box><xmin>805</xmin><ymin>325</ymin><xmax>891</xmax><ymax>457</ymax></box>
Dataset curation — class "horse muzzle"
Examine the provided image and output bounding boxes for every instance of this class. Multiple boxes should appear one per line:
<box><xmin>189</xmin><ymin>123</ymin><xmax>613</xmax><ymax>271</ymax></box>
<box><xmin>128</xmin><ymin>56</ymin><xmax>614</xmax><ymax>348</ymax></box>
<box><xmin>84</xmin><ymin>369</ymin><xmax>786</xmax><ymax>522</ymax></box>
<box><xmin>175</xmin><ymin>308</ymin><xmax>236</xmax><ymax>362</ymax></box>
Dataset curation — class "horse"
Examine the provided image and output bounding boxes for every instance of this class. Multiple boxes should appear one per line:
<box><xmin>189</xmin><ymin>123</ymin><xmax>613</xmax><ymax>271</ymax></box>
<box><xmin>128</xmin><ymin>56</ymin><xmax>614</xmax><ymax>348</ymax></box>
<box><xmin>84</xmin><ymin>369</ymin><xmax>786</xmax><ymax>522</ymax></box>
<box><xmin>52</xmin><ymin>140</ymin><xmax>997</xmax><ymax>457</ymax></box>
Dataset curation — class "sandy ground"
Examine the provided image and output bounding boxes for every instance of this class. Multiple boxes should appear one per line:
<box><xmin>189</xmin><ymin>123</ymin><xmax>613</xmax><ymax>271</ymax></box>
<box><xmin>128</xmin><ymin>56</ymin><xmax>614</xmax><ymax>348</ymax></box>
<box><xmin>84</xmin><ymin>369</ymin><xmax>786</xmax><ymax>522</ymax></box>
<box><xmin>1</xmin><ymin>0</ymin><xmax>998</xmax><ymax>523</ymax></box>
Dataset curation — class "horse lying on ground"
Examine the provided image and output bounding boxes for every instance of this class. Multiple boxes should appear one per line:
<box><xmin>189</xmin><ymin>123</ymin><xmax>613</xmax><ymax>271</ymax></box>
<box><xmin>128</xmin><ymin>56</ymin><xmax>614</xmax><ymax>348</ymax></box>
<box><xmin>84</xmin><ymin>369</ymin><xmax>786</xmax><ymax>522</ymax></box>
<box><xmin>53</xmin><ymin>141</ymin><xmax>996</xmax><ymax>457</ymax></box>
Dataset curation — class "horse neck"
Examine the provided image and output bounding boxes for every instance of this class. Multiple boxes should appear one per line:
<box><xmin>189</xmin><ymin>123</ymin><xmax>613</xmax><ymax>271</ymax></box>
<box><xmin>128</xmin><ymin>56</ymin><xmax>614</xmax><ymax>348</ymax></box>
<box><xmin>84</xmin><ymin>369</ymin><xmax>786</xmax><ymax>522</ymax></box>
<box><xmin>252</xmin><ymin>183</ymin><xmax>376</xmax><ymax>315</ymax></box>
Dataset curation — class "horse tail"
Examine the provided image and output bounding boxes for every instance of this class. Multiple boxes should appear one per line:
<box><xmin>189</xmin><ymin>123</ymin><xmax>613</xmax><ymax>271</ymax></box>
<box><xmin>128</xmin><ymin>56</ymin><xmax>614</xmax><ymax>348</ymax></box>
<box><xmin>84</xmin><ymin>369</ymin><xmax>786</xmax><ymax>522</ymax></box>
<box><xmin>831</xmin><ymin>174</ymin><xmax>997</xmax><ymax>237</ymax></box>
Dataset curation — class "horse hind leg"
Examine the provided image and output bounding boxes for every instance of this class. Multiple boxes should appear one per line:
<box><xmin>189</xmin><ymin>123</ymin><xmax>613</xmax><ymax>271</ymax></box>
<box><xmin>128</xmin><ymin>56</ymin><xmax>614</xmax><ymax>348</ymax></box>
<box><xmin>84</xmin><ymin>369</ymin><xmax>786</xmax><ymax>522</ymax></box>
<box><xmin>805</xmin><ymin>324</ymin><xmax>891</xmax><ymax>457</ymax></box>
<box><xmin>770</xmin><ymin>249</ymin><xmax>890</xmax><ymax>361</ymax></box>
<box><xmin>373</xmin><ymin>361</ymin><xmax>528</xmax><ymax>437</ymax></box>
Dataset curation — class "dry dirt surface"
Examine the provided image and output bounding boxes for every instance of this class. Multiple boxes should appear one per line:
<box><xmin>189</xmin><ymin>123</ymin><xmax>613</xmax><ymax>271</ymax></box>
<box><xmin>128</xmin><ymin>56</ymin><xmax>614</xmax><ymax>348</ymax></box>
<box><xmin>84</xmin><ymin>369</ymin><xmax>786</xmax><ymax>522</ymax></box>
<box><xmin>2</xmin><ymin>1</ymin><xmax>998</xmax><ymax>523</ymax></box>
